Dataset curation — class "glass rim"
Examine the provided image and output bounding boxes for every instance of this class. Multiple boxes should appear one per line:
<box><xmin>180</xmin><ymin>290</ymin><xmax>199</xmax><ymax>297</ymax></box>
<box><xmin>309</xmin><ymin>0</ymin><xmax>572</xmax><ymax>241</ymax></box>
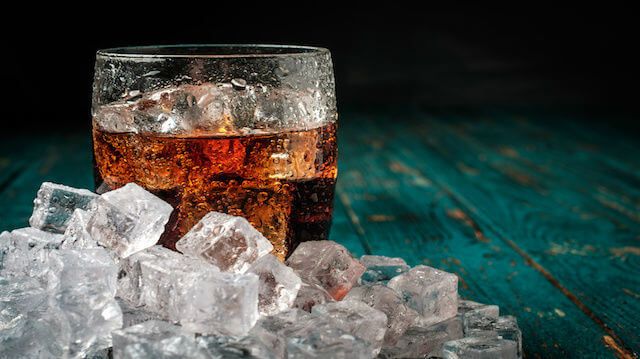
<box><xmin>96</xmin><ymin>44</ymin><xmax>330</xmax><ymax>59</ymax></box>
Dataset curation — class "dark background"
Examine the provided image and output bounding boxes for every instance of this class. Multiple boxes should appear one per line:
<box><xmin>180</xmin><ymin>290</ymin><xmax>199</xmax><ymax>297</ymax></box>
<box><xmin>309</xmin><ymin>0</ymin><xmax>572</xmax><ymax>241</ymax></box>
<box><xmin>3</xmin><ymin>8</ymin><xmax>638</xmax><ymax>133</ymax></box>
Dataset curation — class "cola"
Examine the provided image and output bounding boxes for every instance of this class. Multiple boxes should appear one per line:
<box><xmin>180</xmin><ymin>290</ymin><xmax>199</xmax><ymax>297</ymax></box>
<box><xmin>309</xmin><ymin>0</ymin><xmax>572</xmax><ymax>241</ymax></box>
<box><xmin>92</xmin><ymin>122</ymin><xmax>337</xmax><ymax>260</ymax></box>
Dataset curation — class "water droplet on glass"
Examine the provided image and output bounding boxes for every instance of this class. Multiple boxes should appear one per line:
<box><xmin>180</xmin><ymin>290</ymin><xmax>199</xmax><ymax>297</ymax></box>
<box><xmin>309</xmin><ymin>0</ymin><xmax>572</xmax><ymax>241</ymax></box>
<box><xmin>142</xmin><ymin>70</ymin><xmax>161</xmax><ymax>77</ymax></box>
<box><xmin>231</xmin><ymin>78</ymin><xmax>247</xmax><ymax>90</ymax></box>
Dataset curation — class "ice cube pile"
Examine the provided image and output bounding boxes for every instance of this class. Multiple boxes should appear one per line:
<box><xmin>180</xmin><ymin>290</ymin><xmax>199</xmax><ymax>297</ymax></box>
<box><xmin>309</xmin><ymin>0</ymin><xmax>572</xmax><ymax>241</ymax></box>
<box><xmin>1</xmin><ymin>182</ymin><xmax>523</xmax><ymax>359</ymax></box>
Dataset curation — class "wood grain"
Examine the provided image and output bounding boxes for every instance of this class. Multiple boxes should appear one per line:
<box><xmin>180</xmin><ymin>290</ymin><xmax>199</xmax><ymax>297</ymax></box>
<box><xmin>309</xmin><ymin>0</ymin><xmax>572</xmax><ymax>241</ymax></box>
<box><xmin>334</xmin><ymin>112</ymin><xmax>634</xmax><ymax>357</ymax></box>
<box><xmin>412</xmin><ymin>111</ymin><xmax>640</xmax><ymax>356</ymax></box>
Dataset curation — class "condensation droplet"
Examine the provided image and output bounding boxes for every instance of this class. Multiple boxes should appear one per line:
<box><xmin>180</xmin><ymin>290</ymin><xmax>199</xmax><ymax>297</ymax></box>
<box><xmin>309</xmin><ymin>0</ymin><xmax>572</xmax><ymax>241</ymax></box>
<box><xmin>231</xmin><ymin>78</ymin><xmax>247</xmax><ymax>90</ymax></box>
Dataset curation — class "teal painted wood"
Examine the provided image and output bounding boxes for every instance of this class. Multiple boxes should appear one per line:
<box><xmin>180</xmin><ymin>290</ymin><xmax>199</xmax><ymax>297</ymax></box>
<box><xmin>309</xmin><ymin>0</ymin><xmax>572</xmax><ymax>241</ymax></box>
<box><xmin>330</xmin><ymin>194</ymin><xmax>369</xmax><ymax>256</ymax></box>
<box><xmin>334</xmin><ymin>112</ymin><xmax>635</xmax><ymax>358</ymax></box>
<box><xmin>0</xmin><ymin>112</ymin><xmax>638</xmax><ymax>358</ymax></box>
<box><xmin>395</xmin><ymin>111</ymin><xmax>640</xmax><ymax>356</ymax></box>
<box><xmin>0</xmin><ymin>133</ymin><xmax>94</xmax><ymax>231</ymax></box>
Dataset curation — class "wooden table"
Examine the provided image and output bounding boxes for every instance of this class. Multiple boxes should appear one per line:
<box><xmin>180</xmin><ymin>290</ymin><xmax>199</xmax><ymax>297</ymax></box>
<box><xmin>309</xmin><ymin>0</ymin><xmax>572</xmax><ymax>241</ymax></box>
<box><xmin>1</xmin><ymin>109</ymin><xmax>638</xmax><ymax>358</ymax></box>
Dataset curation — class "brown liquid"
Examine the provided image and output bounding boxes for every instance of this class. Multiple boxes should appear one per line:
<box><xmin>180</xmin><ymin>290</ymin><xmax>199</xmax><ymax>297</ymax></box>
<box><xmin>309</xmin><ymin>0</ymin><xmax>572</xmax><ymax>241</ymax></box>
<box><xmin>92</xmin><ymin>123</ymin><xmax>338</xmax><ymax>260</ymax></box>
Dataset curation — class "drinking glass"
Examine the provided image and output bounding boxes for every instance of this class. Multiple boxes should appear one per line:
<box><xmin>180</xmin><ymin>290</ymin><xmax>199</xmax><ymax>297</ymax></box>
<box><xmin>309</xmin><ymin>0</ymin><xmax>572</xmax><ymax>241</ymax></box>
<box><xmin>91</xmin><ymin>45</ymin><xmax>338</xmax><ymax>259</ymax></box>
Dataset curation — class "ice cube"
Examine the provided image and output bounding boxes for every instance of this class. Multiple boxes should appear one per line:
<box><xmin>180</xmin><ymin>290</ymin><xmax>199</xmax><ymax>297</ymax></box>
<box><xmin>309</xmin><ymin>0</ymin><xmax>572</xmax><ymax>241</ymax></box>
<box><xmin>240</xmin><ymin>185</ymin><xmax>292</xmax><ymax>261</ymax></box>
<box><xmin>0</xmin><ymin>276</ymin><xmax>71</xmax><ymax>358</ymax></box>
<box><xmin>442</xmin><ymin>337</ymin><xmax>518</xmax><ymax>359</ymax></box>
<box><xmin>0</xmin><ymin>276</ymin><xmax>49</xmax><ymax>332</ymax></box>
<box><xmin>0</xmin><ymin>308</ymin><xmax>71</xmax><ymax>358</ymax></box>
<box><xmin>286</xmin><ymin>327</ymin><xmax>372</xmax><ymax>359</ymax></box>
<box><xmin>93</xmin><ymin>103</ymin><xmax>137</xmax><ymax>133</ymax></box>
<box><xmin>459</xmin><ymin>299</ymin><xmax>500</xmax><ymax>318</ymax></box>
<box><xmin>293</xmin><ymin>281</ymin><xmax>334</xmax><ymax>312</ymax></box>
<box><xmin>176</xmin><ymin>211</ymin><xmax>273</xmax><ymax>273</ymax></box>
<box><xmin>458</xmin><ymin>299</ymin><xmax>500</xmax><ymax>330</ymax></box>
<box><xmin>312</xmin><ymin>299</ymin><xmax>388</xmax><ymax>355</ymax></box>
<box><xmin>88</xmin><ymin>183</ymin><xmax>173</xmax><ymax>258</ymax></box>
<box><xmin>116</xmin><ymin>299</ymin><xmax>161</xmax><ymax>328</ymax></box>
<box><xmin>61</xmin><ymin>209</ymin><xmax>99</xmax><ymax>249</ymax></box>
<box><xmin>46</xmin><ymin>248</ymin><xmax>123</xmax><ymax>356</ymax></box>
<box><xmin>137</xmin><ymin>247</ymin><xmax>217</xmax><ymax>319</ymax></box>
<box><xmin>117</xmin><ymin>250</ymin><xmax>153</xmax><ymax>307</ymax></box>
<box><xmin>174</xmin><ymin>183</ymin><xmax>292</xmax><ymax>260</ymax></box>
<box><xmin>253</xmin><ymin>87</ymin><xmax>328</xmax><ymax>131</ymax></box>
<box><xmin>359</xmin><ymin>255</ymin><xmax>410</xmax><ymax>284</ymax></box>
<box><xmin>387</xmin><ymin>265</ymin><xmax>458</xmax><ymax>326</ymax></box>
<box><xmin>29</xmin><ymin>182</ymin><xmax>98</xmax><ymax>233</ymax></box>
<box><xmin>192</xmin><ymin>82</ymin><xmax>303</xmax><ymax>133</ymax></box>
<box><xmin>1</xmin><ymin>231</ymin><xmax>22</xmax><ymax>273</ymax></box>
<box><xmin>0</xmin><ymin>228</ymin><xmax>64</xmax><ymax>279</ymax></box>
<box><xmin>180</xmin><ymin>83</ymin><xmax>243</xmax><ymax>132</ymax></box>
<box><xmin>248</xmin><ymin>254</ymin><xmax>302</xmax><ymax>316</ymax></box>
<box><xmin>117</xmin><ymin>245</ymin><xmax>179</xmax><ymax>307</ymax></box>
<box><xmin>137</xmin><ymin>87</ymin><xmax>201</xmax><ymax>134</ymax></box>
<box><xmin>10</xmin><ymin>227</ymin><xmax>65</xmax><ymax>249</ymax></box>
<box><xmin>196</xmin><ymin>335</ymin><xmax>277</xmax><ymax>359</ymax></box>
<box><xmin>286</xmin><ymin>241</ymin><xmax>365</xmax><ymax>300</ymax></box>
<box><xmin>380</xmin><ymin>317</ymin><xmax>464</xmax><ymax>358</ymax></box>
<box><xmin>434</xmin><ymin>315</ymin><xmax>465</xmax><ymax>338</ymax></box>
<box><xmin>99</xmin><ymin>87</ymin><xmax>200</xmax><ymax>135</ymax></box>
<box><xmin>249</xmin><ymin>308</ymin><xmax>333</xmax><ymax>358</ymax></box>
<box><xmin>251</xmin><ymin>308</ymin><xmax>317</xmax><ymax>336</ymax></box>
<box><xmin>174</xmin><ymin>270</ymin><xmax>259</xmax><ymax>336</ymax></box>
<box><xmin>345</xmin><ymin>284</ymin><xmax>418</xmax><ymax>345</ymax></box>
<box><xmin>95</xmin><ymin>84</ymin><xmax>232</xmax><ymax>136</ymax></box>
<box><xmin>17</xmin><ymin>306</ymin><xmax>72</xmax><ymax>358</ymax></box>
<box><xmin>244</xmin><ymin>124</ymin><xmax>323</xmax><ymax>180</ymax></box>
<box><xmin>111</xmin><ymin>320</ymin><xmax>200</xmax><ymax>359</ymax></box>
<box><xmin>464</xmin><ymin>315</ymin><xmax>522</xmax><ymax>359</ymax></box>
<box><xmin>95</xmin><ymin>84</ymin><xmax>330</xmax><ymax>136</ymax></box>
<box><xmin>0</xmin><ymin>302</ymin><xmax>27</xmax><ymax>348</ymax></box>
<box><xmin>0</xmin><ymin>231</ymin><xmax>11</xmax><ymax>267</ymax></box>
<box><xmin>85</xmin><ymin>348</ymin><xmax>112</xmax><ymax>359</ymax></box>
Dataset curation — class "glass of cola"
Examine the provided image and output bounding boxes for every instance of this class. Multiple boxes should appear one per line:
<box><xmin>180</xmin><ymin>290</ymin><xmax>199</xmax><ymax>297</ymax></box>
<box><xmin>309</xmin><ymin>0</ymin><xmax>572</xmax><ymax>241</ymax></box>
<box><xmin>91</xmin><ymin>45</ymin><xmax>338</xmax><ymax>259</ymax></box>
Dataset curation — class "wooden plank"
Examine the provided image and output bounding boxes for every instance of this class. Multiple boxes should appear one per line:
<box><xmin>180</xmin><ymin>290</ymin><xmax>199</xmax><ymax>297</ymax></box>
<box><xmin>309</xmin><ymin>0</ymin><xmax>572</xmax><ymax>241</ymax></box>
<box><xmin>374</xmin><ymin>110</ymin><xmax>639</xmax><ymax>357</ymax></box>
<box><xmin>462</xmin><ymin>111</ymin><xmax>640</xmax><ymax>222</ymax></box>
<box><xmin>0</xmin><ymin>133</ymin><xmax>43</xmax><ymax>199</ymax></box>
<box><xmin>337</xmin><ymin>111</ymin><xmax>618</xmax><ymax>357</ymax></box>
<box><xmin>330</xmin><ymin>185</ymin><xmax>369</xmax><ymax>257</ymax></box>
<box><xmin>0</xmin><ymin>158</ymin><xmax>28</xmax><ymax>197</ymax></box>
<box><xmin>423</xmin><ymin>112</ymin><xmax>640</xmax><ymax>355</ymax></box>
